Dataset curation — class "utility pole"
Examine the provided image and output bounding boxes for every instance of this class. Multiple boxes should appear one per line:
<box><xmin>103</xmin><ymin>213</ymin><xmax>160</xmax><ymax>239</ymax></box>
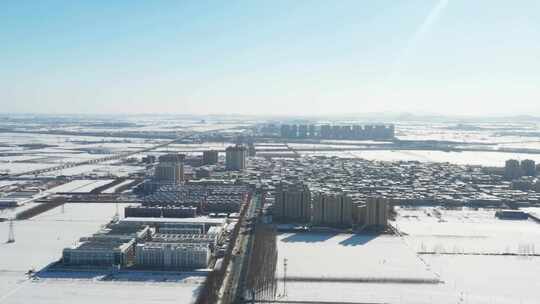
<box><xmin>283</xmin><ymin>258</ymin><xmax>288</xmax><ymax>297</ymax></box>
<box><xmin>7</xmin><ymin>218</ymin><xmax>15</xmax><ymax>243</ymax></box>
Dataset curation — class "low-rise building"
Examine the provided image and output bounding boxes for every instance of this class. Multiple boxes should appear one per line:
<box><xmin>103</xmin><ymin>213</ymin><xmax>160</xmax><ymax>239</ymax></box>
<box><xmin>135</xmin><ymin>243</ymin><xmax>210</xmax><ymax>269</ymax></box>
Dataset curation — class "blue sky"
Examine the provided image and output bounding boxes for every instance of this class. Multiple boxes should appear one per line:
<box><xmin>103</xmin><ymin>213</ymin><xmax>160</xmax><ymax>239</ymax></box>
<box><xmin>1</xmin><ymin>0</ymin><xmax>539</xmax><ymax>116</ymax></box>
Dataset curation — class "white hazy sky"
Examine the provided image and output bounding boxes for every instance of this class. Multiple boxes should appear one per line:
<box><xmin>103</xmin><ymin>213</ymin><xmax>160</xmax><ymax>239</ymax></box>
<box><xmin>1</xmin><ymin>0</ymin><xmax>539</xmax><ymax>116</ymax></box>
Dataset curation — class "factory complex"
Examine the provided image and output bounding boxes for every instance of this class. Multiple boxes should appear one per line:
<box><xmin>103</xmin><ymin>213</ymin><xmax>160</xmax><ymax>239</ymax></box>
<box><xmin>60</xmin><ymin>216</ymin><xmax>229</xmax><ymax>270</ymax></box>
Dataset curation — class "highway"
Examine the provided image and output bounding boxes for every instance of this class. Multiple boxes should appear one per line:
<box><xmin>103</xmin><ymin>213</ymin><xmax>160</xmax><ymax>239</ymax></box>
<box><xmin>218</xmin><ymin>192</ymin><xmax>260</xmax><ymax>304</ymax></box>
<box><xmin>0</xmin><ymin>128</ymin><xmax>229</xmax><ymax>180</ymax></box>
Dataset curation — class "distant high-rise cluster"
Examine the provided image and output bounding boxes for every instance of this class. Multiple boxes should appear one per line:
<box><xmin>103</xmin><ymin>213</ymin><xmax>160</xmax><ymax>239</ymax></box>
<box><xmin>273</xmin><ymin>182</ymin><xmax>389</xmax><ymax>229</ymax></box>
<box><xmin>225</xmin><ymin>144</ymin><xmax>247</xmax><ymax>171</ymax></box>
<box><xmin>504</xmin><ymin>159</ymin><xmax>537</xmax><ymax>180</ymax></box>
<box><xmin>280</xmin><ymin>124</ymin><xmax>395</xmax><ymax>140</ymax></box>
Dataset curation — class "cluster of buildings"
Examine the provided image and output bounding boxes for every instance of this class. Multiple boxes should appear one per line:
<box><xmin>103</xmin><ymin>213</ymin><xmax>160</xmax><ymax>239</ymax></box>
<box><xmin>141</xmin><ymin>183</ymin><xmax>249</xmax><ymax>215</ymax></box>
<box><xmin>239</xmin><ymin>156</ymin><xmax>540</xmax><ymax>216</ymax></box>
<box><xmin>145</xmin><ymin>147</ymin><xmax>249</xmax><ymax>190</ymax></box>
<box><xmin>272</xmin><ymin>181</ymin><xmax>388</xmax><ymax>229</ymax></box>
<box><xmin>279</xmin><ymin>124</ymin><xmax>395</xmax><ymax>140</ymax></box>
<box><xmin>61</xmin><ymin>217</ymin><xmax>228</xmax><ymax>270</ymax></box>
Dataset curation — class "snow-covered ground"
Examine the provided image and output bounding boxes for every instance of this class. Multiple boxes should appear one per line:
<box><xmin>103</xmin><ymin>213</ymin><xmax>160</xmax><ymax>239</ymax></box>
<box><xmin>0</xmin><ymin>203</ymin><xmax>202</xmax><ymax>304</ymax></box>
<box><xmin>276</xmin><ymin>233</ymin><xmax>435</xmax><ymax>280</ymax></box>
<box><xmin>0</xmin><ymin>278</ymin><xmax>203</xmax><ymax>304</ymax></box>
<box><xmin>102</xmin><ymin>179</ymin><xmax>134</xmax><ymax>194</ymax></box>
<box><xmin>278</xmin><ymin>254</ymin><xmax>540</xmax><ymax>304</ymax></box>
<box><xmin>276</xmin><ymin>208</ymin><xmax>540</xmax><ymax>304</ymax></box>
<box><xmin>394</xmin><ymin>207</ymin><xmax>540</xmax><ymax>254</ymax></box>
<box><xmin>46</xmin><ymin>180</ymin><xmax>114</xmax><ymax>194</ymax></box>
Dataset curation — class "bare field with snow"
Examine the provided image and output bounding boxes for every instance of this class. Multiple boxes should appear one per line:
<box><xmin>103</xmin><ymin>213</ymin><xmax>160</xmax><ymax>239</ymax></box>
<box><xmin>278</xmin><ymin>254</ymin><xmax>540</xmax><ymax>304</ymax></box>
<box><xmin>275</xmin><ymin>208</ymin><xmax>540</xmax><ymax>304</ymax></box>
<box><xmin>0</xmin><ymin>203</ymin><xmax>202</xmax><ymax>304</ymax></box>
<box><xmin>276</xmin><ymin>233</ymin><xmax>435</xmax><ymax>281</ymax></box>
<box><xmin>394</xmin><ymin>207</ymin><xmax>540</xmax><ymax>254</ymax></box>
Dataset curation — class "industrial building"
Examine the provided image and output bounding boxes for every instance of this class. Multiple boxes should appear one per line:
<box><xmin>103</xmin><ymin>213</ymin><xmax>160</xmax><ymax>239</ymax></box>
<box><xmin>62</xmin><ymin>238</ymin><xmax>135</xmax><ymax>267</ymax></box>
<box><xmin>62</xmin><ymin>222</ymin><xmax>151</xmax><ymax>267</ymax></box>
<box><xmin>150</xmin><ymin>232</ymin><xmax>219</xmax><ymax>249</ymax></box>
<box><xmin>135</xmin><ymin>243</ymin><xmax>210</xmax><ymax>269</ymax></box>
<box><xmin>273</xmin><ymin>182</ymin><xmax>311</xmax><ymax>222</ymax></box>
<box><xmin>225</xmin><ymin>145</ymin><xmax>247</xmax><ymax>171</ymax></box>
<box><xmin>125</xmin><ymin>206</ymin><xmax>197</xmax><ymax>218</ymax></box>
<box><xmin>311</xmin><ymin>191</ymin><xmax>353</xmax><ymax>227</ymax></box>
<box><xmin>202</xmin><ymin>150</ymin><xmax>219</xmax><ymax>165</ymax></box>
<box><xmin>60</xmin><ymin>214</ymin><xmax>226</xmax><ymax>271</ymax></box>
<box><xmin>154</xmin><ymin>153</ymin><xmax>185</xmax><ymax>184</ymax></box>
<box><xmin>495</xmin><ymin>210</ymin><xmax>528</xmax><ymax>220</ymax></box>
<box><xmin>132</xmin><ymin>219</ymin><xmax>222</xmax><ymax>270</ymax></box>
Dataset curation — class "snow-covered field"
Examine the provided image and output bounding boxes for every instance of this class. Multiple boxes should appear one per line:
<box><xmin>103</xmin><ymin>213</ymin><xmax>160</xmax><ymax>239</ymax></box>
<box><xmin>276</xmin><ymin>233</ymin><xmax>434</xmax><ymax>280</ymax></box>
<box><xmin>279</xmin><ymin>255</ymin><xmax>540</xmax><ymax>304</ymax></box>
<box><xmin>0</xmin><ymin>203</ymin><xmax>202</xmax><ymax>304</ymax></box>
<box><xmin>46</xmin><ymin>179</ymin><xmax>115</xmax><ymax>194</ymax></box>
<box><xmin>0</xmin><ymin>278</ymin><xmax>203</xmax><ymax>304</ymax></box>
<box><xmin>102</xmin><ymin>179</ymin><xmax>134</xmax><ymax>194</ymax></box>
<box><xmin>394</xmin><ymin>208</ymin><xmax>540</xmax><ymax>254</ymax></box>
<box><xmin>276</xmin><ymin>208</ymin><xmax>540</xmax><ymax>304</ymax></box>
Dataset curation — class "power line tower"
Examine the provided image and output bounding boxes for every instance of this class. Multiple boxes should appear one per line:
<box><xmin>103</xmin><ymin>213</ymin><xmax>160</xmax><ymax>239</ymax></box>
<box><xmin>7</xmin><ymin>218</ymin><xmax>15</xmax><ymax>243</ymax></box>
<box><xmin>283</xmin><ymin>258</ymin><xmax>288</xmax><ymax>297</ymax></box>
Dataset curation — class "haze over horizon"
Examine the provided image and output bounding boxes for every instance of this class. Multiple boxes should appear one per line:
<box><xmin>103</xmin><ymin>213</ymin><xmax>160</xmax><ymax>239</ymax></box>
<box><xmin>1</xmin><ymin>0</ymin><xmax>539</xmax><ymax>116</ymax></box>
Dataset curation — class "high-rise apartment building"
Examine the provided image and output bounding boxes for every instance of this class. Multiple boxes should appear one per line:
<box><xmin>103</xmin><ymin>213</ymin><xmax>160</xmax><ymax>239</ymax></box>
<box><xmin>202</xmin><ymin>150</ymin><xmax>219</xmax><ymax>165</ymax></box>
<box><xmin>225</xmin><ymin>145</ymin><xmax>247</xmax><ymax>171</ymax></box>
<box><xmin>364</xmin><ymin>197</ymin><xmax>389</xmax><ymax>227</ymax></box>
<box><xmin>155</xmin><ymin>154</ymin><xmax>185</xmax><ymax>184</ymax></box>
<box><xmin>521</xmin><ymin>159</ymin><xmax>536</xmax><ymax>176</ymax></box>
<box><xmin>504</xmin><ymin>159</ymin><xmax>523</xmax><ymax>180</ymax></box>
<box><xmin>311</xmin><ymin>191</ymin><xmax>353</xmax><ymax>227</ymax></box>
<box><xmin>273</xmin><ymin>182</ymin><xmax>311</xmax><ymax>222</ymax></box>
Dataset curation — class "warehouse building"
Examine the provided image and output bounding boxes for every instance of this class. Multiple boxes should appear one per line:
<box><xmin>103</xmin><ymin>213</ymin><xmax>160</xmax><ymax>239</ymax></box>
<box><xmin>62</xmin><ymin>222</ymin><xmax>151</xmax><ymax>267</ymax></box>
<box><xmin>125</xmin><ymin>206</ymin><xmax>197</xmax><ymax>218</ymax></box>
<box><xmin>62</xmin><ymin>238</ymin><xmax>135</xmax><ymax>267</ymax></box>
<box><xmin>495</xmin><ymin>210</ymin><xmax>528</xmax><ymax>220</ymax></box>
